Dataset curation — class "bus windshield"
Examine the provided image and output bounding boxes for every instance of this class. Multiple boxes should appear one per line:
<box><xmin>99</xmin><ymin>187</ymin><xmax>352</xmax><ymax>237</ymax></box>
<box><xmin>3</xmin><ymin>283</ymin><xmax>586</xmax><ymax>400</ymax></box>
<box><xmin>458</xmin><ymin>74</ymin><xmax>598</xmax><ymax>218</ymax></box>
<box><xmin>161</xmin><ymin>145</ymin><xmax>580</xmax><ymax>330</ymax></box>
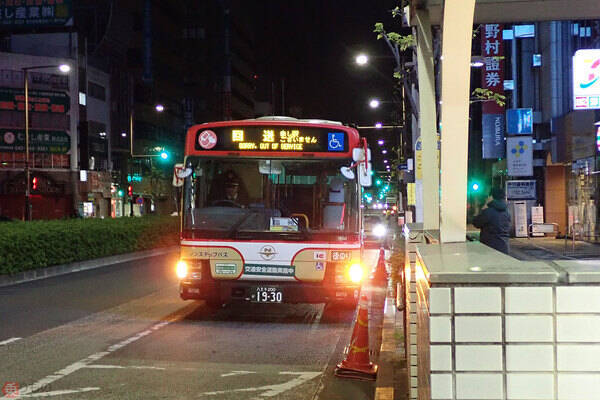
<box><xmin>182</xmin><ymin>157</ymin><xmax>360</xmax><ymax>241</ymax></box>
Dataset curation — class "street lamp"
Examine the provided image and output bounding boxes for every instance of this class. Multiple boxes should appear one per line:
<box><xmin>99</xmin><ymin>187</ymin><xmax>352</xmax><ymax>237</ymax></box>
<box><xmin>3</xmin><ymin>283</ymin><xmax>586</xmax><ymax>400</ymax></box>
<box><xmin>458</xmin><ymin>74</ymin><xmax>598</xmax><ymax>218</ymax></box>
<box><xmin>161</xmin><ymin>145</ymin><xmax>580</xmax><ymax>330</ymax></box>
<box><xmin>23</xmin><ymin>63</ymin><xmax>71</xmax><ymax>221</ymax></box>
<box><xmin>128</xmin><ymin>103</ymin><xmax>167</xmax><ymax>217</ymax></box>
<box><xmin>355</xmin><ymin>53</ymin><xmax>369</xmax><ymax>66</ymax></box>
<box><xmin>369</xmin><ymin>99</ymin><xmax>380</xmax><ymax>109</ymax></box>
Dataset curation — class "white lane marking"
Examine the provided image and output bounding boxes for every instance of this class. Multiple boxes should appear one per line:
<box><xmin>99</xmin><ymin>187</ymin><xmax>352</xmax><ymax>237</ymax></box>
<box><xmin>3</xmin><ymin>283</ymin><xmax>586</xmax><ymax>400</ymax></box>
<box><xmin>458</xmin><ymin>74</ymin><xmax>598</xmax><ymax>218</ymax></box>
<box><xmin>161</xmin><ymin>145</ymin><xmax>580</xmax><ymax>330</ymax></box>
<box><xmin>310</xmin><ymin>305</ymin><xmax>324</xmax><ymax>333</ymax></box>
<box><xmin>0</xmin><ymin>337</ymin><xmax>21</xmax><ymax>346</ymax></box>
<box><xmin>220</xmin><ymin>371</ymin><xmax>257</xmax><ymax>377</ymax></box>
<box><xmin>3</xmin><ymin>319</ymin><xmax>174</xmax><ymax>399</ymax></box>
<box><xmin>20</xmin><ymin>387</ymin><xmax>100</xmax><ymax>397</ymax></box>
<box><xmin>85</xmin><ymin>364</ymin><xmax>166</xmax><ymax>370</ymax></box>
<box><xmin>201</xmin><ymin>371</ymin><xmax>321</xmax><ymax>397</ymax></box>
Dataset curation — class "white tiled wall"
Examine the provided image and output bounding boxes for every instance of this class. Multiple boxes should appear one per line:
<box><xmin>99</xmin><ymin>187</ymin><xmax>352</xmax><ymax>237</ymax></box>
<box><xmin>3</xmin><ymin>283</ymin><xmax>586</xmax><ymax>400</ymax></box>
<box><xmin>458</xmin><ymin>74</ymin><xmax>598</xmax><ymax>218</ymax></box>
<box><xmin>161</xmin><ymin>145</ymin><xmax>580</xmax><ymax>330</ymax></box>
<box><xmin>506</xmin><ymin>373</ymin><xmax>554</xmax><ymax>399</ymax></box>
<box><xmin>455</xmin><ymin>345</ymin><xmax>502</xmax><ymax>371</ymax></box>
<box><xmin>427</xmin><ymin>286</ymin><xmax>600</xmax><ymax>400</ymax></box>
<box><xmin>506</xmin><ymin>345</ymin><xmax>553</xmax><ymax>371</ymax></box>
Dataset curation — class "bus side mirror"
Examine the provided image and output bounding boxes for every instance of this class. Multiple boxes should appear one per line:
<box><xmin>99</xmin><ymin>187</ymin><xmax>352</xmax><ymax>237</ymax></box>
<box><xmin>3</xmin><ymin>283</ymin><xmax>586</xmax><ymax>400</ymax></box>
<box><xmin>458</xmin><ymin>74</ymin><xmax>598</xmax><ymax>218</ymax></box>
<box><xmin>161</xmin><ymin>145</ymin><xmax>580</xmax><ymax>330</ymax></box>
<box><xmin>352</xmin><ymin>148</ymin><xmax>371</xmax><ymax>162</ymax></box>
<box><xmin>358</xmin><ymin>162</ymin><xmax>372</xmax><ymax>187</ymax></box>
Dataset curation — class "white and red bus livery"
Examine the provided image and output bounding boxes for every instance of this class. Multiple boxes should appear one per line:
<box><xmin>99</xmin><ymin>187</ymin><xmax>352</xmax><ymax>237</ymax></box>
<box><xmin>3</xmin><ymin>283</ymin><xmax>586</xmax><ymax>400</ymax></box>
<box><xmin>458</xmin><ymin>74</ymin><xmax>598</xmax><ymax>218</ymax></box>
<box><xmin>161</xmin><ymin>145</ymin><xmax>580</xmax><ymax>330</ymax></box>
<box><xmin>175</xmin><ymin>117</ymin><xmax>372</xmax><ymax>306</ymax></box>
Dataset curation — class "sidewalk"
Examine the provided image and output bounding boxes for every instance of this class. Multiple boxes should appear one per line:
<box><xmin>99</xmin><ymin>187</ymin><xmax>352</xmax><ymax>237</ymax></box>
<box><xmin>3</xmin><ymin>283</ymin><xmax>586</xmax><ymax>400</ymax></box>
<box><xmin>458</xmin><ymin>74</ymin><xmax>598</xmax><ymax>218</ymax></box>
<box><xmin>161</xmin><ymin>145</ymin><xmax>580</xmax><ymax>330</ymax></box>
<box><xmin>510</xmin><ymin>236</ymin><xmax>600</xmax><ymax>260</ymax></box>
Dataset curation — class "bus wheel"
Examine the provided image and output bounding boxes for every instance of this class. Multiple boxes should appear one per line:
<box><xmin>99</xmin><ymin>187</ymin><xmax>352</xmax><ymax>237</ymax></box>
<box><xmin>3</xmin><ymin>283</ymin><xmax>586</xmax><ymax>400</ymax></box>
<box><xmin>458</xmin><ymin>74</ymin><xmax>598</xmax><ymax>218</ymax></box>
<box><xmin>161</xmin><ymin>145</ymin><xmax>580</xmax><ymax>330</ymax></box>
<box><xmin>205</xmin><ymin>298</ymin><xmax>224</xmax><ymax>309</ymax></box>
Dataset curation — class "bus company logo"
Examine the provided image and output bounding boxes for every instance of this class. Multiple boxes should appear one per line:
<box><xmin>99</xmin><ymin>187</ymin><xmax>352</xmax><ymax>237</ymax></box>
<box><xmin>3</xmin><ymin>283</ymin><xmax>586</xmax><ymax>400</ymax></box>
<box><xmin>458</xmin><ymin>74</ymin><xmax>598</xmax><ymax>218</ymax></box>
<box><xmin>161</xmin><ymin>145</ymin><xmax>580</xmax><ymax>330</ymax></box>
<box><xmin>2</xmin><ymin>382</ymin><xmax>19</xmax><ymax>398</ymax></box>
<box><xmin>198</xmin><ymin>130</ymin><xmax>217</xmax><ymax>149</ymax></box>
<box><xmin>3</xmin><ymin>131</ymin><xmax>15</xmax><ymax>145</ymax></box>
<box><xmin>258</xmin><ymin>245</ymin><xmax>277</xmax><ymax>260</ymax></box>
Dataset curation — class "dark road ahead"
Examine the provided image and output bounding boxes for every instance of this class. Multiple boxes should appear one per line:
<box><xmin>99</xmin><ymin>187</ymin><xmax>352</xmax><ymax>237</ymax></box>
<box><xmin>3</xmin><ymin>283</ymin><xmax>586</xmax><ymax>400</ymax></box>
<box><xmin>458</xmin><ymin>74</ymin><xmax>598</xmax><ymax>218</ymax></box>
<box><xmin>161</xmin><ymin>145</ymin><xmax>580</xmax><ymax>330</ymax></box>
<box><xmin>0</xmin><ymin>253</ymin><xmax>374</xmax><ymax>399</ymax></box>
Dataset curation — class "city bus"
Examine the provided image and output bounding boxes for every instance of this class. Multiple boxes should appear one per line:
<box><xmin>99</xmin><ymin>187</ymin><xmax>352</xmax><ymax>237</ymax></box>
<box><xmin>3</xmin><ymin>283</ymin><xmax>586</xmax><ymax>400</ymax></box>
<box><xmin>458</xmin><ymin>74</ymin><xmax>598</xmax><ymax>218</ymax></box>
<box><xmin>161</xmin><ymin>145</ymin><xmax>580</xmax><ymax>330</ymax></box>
<box><xmin>175</xmin><ymin>117</ymin><xmax>372</xmax><ymax>307</ymax></box>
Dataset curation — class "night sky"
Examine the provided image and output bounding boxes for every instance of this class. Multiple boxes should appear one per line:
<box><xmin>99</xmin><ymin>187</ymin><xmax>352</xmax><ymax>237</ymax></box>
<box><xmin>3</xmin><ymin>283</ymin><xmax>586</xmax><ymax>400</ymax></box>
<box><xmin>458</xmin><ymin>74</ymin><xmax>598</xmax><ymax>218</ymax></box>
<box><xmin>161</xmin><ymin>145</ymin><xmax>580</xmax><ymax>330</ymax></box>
<box><xmin>250</xmin><ymin>1</ymin><xmax>399</xmax><ymax>127</ymax></box>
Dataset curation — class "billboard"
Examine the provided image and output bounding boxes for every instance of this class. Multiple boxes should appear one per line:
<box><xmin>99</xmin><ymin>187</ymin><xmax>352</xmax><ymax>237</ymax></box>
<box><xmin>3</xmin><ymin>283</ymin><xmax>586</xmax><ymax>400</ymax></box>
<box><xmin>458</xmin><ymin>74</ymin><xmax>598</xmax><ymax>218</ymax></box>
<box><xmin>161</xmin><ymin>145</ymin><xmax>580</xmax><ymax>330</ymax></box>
<box><xmin>507</xmin><ymin>136</ymin><xmax>533</xmax><ymax>176</ymax></box>
<box><xmin>0</xmin><ymin>0</ymin><xmax>72</xmax><ymax>29</ymax></box>
<box><xmin>506</xmin><ymin>108</ymin><xmax>533</xmax><ymax>135</ymax></box>
<box><xmin>0</xmin><ymin>128</ymin><xmax>70</xmax><ymax>153</ymax></box>
<box><xmin>573</xmin><ymin>49</ymin><xmax>600</xmax><ymax>110</ymax></box>
<box><xmin>481</xmin><ymin>24</ymin><xmax>506</xmax><ymax>159</ymax></box>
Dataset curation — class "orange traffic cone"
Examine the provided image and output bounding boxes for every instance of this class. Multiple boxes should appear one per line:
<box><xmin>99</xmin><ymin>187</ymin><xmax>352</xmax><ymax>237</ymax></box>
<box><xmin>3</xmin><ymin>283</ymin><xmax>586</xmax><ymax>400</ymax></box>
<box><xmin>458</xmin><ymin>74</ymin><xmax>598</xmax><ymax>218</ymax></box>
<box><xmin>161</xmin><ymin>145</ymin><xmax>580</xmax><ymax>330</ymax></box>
<box><xmin>371</xmin><ymin>247</ymin><xmax>388</xmax><ymax>286</ymax></box>
<box><xmin>334</xmin><ymin>294</ymin><xmax>378</xmax><ymax>380</ymax></box>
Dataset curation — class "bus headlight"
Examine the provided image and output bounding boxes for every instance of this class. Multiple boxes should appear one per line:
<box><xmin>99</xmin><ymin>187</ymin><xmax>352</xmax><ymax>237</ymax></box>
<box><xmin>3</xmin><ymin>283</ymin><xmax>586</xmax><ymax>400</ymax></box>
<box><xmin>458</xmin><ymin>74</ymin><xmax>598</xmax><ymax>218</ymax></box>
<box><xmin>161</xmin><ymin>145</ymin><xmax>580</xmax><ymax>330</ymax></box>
<box><xmin>176</xmin><ymin>260</ymin><xmax>189</xmax><ymax>279</ymax></box>
<box><xmin>347</xmin><ymin>263</ymin><xmax>364</xmax><ymax>283</ymax></box>
<box><xmin>373</xmin><ymin>223</ymin><xmax>387</xmax><ymax>238</ymax></box>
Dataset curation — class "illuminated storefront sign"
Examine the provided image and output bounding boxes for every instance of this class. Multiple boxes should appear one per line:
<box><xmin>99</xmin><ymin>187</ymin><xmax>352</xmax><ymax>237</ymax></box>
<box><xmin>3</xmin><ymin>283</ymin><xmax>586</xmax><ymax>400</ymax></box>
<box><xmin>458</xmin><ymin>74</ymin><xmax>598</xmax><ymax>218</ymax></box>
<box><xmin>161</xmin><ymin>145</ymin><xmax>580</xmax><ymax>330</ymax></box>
<box><xmin>573</xmin><ymin>49</ymin><xmax>600</xmax><ymax>110</ymax></box>
<box><xmin>0</xmin><ymin>128</ymin><xmax>69</xmax><ymax>153</ymax></box>
<box><xmin>0</xmin><ymin>87</ymin><xmax>69</xmax><ymax>113</ymax></box>
<box><xmin>195</xmin><ymin>126</ymin><xmax>347</xmax><ymax>153</ymax></box>
<box><xmin>0</xmin><ymin>0</ymin><xmax>73</xmax><ymax>28</ymax></box>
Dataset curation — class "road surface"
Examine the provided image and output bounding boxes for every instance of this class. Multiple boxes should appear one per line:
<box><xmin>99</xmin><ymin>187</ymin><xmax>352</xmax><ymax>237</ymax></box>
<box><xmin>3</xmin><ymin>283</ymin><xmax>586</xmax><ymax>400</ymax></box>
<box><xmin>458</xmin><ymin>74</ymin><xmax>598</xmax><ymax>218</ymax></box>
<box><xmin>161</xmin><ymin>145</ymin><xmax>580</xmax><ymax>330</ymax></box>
<box><xmin>0</xmin><ymin>252</ymin><xmax>374</xmax><ymax>399</ymax></box>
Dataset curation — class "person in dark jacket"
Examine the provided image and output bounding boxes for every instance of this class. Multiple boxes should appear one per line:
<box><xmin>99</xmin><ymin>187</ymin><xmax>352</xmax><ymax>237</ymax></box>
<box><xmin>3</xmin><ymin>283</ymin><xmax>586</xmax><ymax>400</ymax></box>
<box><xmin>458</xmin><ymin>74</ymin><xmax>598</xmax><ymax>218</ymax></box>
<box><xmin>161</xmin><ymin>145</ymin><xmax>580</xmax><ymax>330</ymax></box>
<box><xmin>473</xmin><ymin>186</ymin><xmax>511</xmax><ymax>254</ymax></box>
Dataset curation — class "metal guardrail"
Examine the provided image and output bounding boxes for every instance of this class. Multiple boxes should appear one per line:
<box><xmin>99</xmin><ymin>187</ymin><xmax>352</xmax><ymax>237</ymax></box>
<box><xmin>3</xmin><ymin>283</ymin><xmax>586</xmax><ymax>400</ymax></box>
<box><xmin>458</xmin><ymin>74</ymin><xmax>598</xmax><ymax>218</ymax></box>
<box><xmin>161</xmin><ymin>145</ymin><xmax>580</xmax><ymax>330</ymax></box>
<box><xmin>528</xmin><ymin>222</ymin><xmax>559</xmax><ymax>237</ymax></box>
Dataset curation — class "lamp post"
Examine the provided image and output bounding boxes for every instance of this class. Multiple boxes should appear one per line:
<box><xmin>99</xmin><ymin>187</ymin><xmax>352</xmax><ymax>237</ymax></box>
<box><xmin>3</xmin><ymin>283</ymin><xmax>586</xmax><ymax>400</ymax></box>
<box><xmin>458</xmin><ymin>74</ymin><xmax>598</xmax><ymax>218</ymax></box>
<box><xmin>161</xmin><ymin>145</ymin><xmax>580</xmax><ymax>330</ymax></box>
<box><xmin>23</xmin><ymin>64</ymin><xmax>71</xmax><ymax>221</ymax></box>
<box><xmin>127</xmin><ymin>103</ymin><xmax>166</xmax><ymax>216</ymax></box>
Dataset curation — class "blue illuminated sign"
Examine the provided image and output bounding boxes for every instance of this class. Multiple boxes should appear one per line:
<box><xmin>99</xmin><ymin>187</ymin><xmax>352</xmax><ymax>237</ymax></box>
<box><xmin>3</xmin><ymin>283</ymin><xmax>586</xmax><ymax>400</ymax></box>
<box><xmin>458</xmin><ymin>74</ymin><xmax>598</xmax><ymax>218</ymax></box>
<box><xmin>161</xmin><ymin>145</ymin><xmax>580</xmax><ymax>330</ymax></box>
<box><xmin>327</xmin><ymin>132</ymin><xmax>345</xmax><ymax>152</ymax></box>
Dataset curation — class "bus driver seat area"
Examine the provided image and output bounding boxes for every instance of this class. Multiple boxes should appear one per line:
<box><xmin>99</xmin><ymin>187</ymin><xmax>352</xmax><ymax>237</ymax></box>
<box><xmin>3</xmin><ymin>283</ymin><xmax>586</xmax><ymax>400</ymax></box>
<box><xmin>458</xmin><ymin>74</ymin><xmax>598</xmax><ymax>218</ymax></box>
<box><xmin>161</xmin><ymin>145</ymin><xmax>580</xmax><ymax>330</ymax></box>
<box><xmin>323</xmin><ymin>177</ymin><xmax>345</xmax><ymax>230</ymax></box>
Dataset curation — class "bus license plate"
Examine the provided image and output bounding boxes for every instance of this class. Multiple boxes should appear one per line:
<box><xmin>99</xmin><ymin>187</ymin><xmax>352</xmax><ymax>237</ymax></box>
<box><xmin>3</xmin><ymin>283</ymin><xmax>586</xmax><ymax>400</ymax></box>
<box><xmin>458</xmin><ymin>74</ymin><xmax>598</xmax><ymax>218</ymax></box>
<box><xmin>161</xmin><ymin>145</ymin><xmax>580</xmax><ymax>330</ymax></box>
<box><xmin>251</xmin><ymin>287</ymin><xmax>283</xmax><ymax>303</ymax></box>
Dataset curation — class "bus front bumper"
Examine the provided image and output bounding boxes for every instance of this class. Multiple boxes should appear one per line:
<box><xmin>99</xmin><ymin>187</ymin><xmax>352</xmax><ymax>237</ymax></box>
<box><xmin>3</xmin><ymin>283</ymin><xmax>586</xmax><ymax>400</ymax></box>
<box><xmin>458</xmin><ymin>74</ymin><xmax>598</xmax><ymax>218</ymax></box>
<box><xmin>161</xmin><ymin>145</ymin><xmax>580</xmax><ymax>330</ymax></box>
<box><xmin>179</xmin><ymin>279</ymin><xmax>360</xmax><ymax>304</ymax></box>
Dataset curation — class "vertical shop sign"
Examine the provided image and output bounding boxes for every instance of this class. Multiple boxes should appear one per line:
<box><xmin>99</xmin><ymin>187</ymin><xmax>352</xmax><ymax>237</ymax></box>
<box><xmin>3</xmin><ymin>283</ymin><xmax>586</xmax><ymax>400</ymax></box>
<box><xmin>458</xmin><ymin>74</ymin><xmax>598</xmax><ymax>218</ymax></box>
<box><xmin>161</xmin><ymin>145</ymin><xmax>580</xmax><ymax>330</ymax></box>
<box><xmin>481</xmin><ymin>23</ymin><xmax>506</xmax><ymax>159</ymax></box>
<box><xmin>507</xmin><ymin>136</ymin><xmax>533</xmax><ymax>176</ymax></box>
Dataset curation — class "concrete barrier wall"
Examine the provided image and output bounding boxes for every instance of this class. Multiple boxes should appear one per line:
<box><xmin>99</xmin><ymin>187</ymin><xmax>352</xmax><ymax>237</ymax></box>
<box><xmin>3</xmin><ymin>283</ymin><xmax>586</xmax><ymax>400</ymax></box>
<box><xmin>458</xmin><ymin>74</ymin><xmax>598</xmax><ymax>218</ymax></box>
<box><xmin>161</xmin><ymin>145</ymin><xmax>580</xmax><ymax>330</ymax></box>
<box><xmin>410</xmin><ymin>240</ymin><xmax>600</xmax><ymax>400</ymax></box>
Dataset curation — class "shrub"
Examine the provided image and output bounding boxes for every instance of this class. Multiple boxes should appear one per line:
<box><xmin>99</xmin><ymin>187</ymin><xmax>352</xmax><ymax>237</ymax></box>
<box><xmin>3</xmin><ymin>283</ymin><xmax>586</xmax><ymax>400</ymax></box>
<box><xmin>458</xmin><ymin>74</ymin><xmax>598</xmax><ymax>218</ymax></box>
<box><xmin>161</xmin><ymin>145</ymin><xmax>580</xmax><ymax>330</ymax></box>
<box><xmin>0</xmin><ymin>216</ymin><xmax>179</xmax><ymax>275</ymax></box>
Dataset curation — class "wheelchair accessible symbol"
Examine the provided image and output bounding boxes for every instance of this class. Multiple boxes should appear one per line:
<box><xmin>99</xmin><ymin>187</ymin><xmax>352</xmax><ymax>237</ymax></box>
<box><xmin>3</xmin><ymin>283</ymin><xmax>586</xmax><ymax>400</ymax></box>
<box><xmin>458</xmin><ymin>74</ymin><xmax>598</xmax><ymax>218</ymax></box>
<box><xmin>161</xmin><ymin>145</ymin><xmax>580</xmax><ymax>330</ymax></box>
<box><xmin>328</xmin><ymin>132</ymin><xmax>345</xmax><ymax>152</ymax></box>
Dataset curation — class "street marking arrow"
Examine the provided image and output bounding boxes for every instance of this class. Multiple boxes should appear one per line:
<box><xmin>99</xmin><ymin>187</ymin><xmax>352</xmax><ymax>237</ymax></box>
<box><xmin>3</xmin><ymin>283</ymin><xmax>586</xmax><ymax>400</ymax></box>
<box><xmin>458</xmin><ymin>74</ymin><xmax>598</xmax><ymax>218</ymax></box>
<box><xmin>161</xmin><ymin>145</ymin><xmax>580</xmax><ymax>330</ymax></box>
<box><xmin>201</xmin><ymin>371</ymin><xmax>321</xmax><ymax>397</ymax></box>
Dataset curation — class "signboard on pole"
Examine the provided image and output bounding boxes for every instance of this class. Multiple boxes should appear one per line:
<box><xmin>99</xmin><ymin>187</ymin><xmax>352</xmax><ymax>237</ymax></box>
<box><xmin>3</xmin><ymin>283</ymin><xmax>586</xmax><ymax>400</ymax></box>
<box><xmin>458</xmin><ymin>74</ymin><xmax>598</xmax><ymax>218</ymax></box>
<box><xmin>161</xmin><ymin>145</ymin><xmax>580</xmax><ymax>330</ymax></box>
<box><xmin>172</xmin><ymin>163</ymin><xmax>184</xmax><ymax>187</ymax></box>
<box><xmin>507</xmin><ymin>136</ymin><xmax>533</xmax><ymax>176</ymax></box>
<box><xmin>481</xmin><ymin>23</ymin><xmax>506</xmax><ymax>159</ymax></box>
<box><xmin>573</xmin><ymin>49</ymin><xmax>600</xmax><ymax>110</ymax></box>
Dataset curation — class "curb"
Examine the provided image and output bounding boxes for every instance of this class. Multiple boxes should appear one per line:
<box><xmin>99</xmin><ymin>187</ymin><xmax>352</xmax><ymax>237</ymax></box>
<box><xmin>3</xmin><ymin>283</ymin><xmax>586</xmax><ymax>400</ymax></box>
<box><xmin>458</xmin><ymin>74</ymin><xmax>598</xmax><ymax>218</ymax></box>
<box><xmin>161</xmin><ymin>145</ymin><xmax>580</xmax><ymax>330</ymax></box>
<box><xmin>0</xmin><ymin>246</ymin><xmax>180</xmax><ymax>288</ymax></box>
<box><xmin>375</xmin><ymin>293</ymin><xmax>407</xmax><ymax>400</ymax></box>
<box><xmin>374</xmin><ymin>296</ymin><xmax>397</xmax><ymax>400</ymax></box>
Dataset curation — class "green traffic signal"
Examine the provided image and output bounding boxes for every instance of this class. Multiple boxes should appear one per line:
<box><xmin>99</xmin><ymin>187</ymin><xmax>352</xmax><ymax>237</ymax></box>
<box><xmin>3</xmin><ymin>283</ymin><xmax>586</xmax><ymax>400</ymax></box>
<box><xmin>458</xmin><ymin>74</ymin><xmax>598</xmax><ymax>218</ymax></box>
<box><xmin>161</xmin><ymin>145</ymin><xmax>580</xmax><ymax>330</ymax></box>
<box><xmin>472</xmin><ymin>183</ymin><xmax>479</xmax><ymax>191</ymax></box>
<box><xmin>375</xmin><ymin>179</ymin><xmax>382</xmax><ymax>186</ymax></box>
<box><xmin>160</xmin><ymin>151</ymin><xmax>169</xmax><ymax>160</ymax></box>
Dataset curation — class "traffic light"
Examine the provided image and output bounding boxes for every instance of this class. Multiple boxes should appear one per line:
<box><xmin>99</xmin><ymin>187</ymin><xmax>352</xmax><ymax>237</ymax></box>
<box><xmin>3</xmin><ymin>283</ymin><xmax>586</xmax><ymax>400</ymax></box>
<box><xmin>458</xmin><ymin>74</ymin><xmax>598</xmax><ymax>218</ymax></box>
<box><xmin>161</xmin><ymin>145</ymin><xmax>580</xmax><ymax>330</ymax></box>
<box><xmin>159</xmin><ymin>151</ymin><xmax>169</xmax><ymax>160</ymax></box>
<box><xmin>117</xmin><ymin>189</ymin><xmax>124</xmax><ymax>197</ymax></box>
<box><xmin>127</xmin><ymin>185</ymin><xmax>133</xmax><ymax>197</ymax></box>
<box><xmin>472</xmin><ymin>183</ymin><xmax>480</xmax><ymax>192</ymax></box>
<box><xmin>32</xmin><ymin>176</ymin><xmax>38</xmax><ymax>190</ymax></box>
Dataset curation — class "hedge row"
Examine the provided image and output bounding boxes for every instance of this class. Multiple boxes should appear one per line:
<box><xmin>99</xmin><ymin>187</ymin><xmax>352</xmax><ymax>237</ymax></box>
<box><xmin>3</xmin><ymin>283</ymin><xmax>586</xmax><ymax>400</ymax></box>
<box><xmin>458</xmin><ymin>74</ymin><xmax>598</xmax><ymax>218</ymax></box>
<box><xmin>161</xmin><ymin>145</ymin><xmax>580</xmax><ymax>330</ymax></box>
<box><xmin>0</xmin><ymin>216</ymin><xmax>179</xmax><ymax>275</ymax></box>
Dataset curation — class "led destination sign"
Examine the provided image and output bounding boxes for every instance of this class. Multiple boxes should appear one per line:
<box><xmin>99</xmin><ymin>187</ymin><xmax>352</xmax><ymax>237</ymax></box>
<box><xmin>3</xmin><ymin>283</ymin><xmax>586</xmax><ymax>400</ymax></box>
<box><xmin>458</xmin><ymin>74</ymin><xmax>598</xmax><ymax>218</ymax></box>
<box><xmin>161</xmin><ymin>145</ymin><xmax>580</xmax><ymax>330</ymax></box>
<box><xmin>195</xmin><ymin>126</ymin><xmax>348</xmax><ymax>153</ymax></box>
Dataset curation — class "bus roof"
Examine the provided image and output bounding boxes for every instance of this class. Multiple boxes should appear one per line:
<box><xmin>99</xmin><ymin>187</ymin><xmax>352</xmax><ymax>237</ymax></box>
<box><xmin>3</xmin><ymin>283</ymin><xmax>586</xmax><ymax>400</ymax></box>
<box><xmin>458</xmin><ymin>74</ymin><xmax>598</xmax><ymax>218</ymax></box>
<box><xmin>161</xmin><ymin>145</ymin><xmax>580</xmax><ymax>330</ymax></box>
<box><xmin>186</xmin><ymin>117</ymin><xmax>361</xmax><ymax>159</ymax></box>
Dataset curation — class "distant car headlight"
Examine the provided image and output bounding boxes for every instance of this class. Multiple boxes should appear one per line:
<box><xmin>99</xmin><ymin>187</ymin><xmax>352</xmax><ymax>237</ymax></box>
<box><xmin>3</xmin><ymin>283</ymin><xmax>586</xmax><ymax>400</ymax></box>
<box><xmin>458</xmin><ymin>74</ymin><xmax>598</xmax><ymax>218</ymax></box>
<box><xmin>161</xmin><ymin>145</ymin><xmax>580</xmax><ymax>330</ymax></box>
<box><xmin>176</xmin><ymin>260</ymin><xmax>189</xmax><ymax>279</ymax></box>
<box><xmin>347</xmin><ymin>263</ymin><xmax>365</xmax><ymax>283</ymax></box>
<box><xmin>372</xmin><ymin>223</ymin><xmax>387</xmax><ymax>238</ymax></box>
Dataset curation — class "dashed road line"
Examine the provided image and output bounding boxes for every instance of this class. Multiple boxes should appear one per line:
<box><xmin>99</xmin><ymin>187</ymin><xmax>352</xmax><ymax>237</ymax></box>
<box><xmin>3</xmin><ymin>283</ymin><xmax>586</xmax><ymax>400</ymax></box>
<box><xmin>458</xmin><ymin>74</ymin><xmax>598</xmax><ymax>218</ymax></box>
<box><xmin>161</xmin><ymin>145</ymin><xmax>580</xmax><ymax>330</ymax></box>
<box><xmin>0</xmin><ymin>319</ymin><xmax>175</xmax><ymax>399</ymax></box>
<box><xmin>84</xmin><ymin>364</ymin><xmax>166</xmax><ymax>370</ymax></box>
<box><xmin>20</xmin><ymin>387</ymin><xmax>100</xmax><ymax>398</ymax></box>
<box><xmin>0</xmin><ymin>337</ymin><xmax>21</xmax><ymax>346</ymax></box>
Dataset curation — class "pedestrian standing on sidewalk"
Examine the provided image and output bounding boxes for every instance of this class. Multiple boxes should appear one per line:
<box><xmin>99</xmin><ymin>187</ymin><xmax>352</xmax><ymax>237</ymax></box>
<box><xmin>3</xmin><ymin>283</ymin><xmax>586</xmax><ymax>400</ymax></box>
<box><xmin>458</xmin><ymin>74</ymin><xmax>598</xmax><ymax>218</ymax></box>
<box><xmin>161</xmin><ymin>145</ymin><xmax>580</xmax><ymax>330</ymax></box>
<box><xmin>473</xmin><ymin>186</ymin><xmax>511</xmax><ymax>254</ymax></box>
